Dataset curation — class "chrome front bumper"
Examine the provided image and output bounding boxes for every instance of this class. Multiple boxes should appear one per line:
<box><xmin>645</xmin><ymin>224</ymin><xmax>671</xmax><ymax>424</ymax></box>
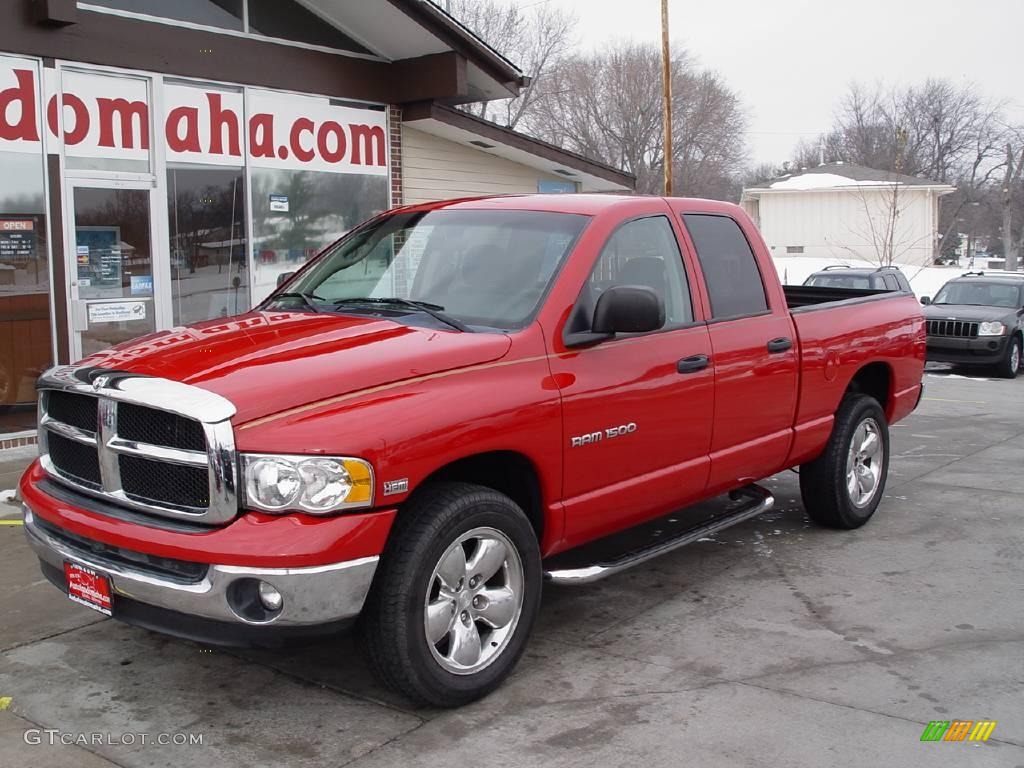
<box><xmin>23</xmin><ymin>505</ymin><xmax>378</xmax><ymax>628</ymax></box>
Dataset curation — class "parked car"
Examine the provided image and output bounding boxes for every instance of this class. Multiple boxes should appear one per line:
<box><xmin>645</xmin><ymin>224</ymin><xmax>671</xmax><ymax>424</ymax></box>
<box><xmin>921</xmin><ymin>271</ymin><xmax>1024</xmax><ymax>378</ymax></box>
<box><xmin>803</xmin><ymin>265</ymin><xmax>912</xmax><ymax>292</ymax></box>
<box><xmin>20</xmin><ymin>195</ymin><xmax>926</xmax><ymax>707</ymax></box>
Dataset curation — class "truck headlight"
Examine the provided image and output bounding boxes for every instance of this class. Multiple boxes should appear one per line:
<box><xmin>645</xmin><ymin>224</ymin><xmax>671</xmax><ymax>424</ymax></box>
<box><xmin>241</xmin><ymin>454</ymin><xmax>374</xmax><ymax>514</ymax></box>
<box><xmin>978</xmin><ymin>321</ymin><xmax>1006</xmax><ymax>336</ymax></box>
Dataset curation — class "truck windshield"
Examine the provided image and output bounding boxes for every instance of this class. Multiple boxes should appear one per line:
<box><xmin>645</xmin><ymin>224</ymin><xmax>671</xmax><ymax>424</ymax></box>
<box><xmin>932</xmin><ymin>281</ymin><xmax>1022</xmax><ymax>308</ymax></box>
<box><xmin>265</xmin><ymin>208</ymin><xmax>589</xmax><ymax>331</ymax></box>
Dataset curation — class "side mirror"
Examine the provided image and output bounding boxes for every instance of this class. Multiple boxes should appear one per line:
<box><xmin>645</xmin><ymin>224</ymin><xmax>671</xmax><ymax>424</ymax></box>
<box><xmin>920</xmin><ymin>296</ymin><xmax>931</xmax><ymax>305</ymax></box>
<box><xmin>276</xmin><ymin>271</ymin><xmax>295</xmax><ymax>287</ymax></box>
<box><xmin>592</xmin><ymin>285</ymin><xmax>665</xmax><ymax>335</ymax></box>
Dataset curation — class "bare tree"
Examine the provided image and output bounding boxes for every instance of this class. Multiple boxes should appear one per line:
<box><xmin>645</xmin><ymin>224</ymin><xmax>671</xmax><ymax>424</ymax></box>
<box><xmin>742</xmin><ymin>161</ymin><xmax>788</xmax><ymax>188</ymax></box>
<box><xmin>799</xmin><ymin>80</ymin><xmax>1007</xmax><ymax>182</ymax></box>
<box><xmin>793</xmin><ymin>79</ymin><xmax>1017</xmax><ymax>267</ymax></box>
<box><xmin>446</xmin><ymin>0</ymin><xmax>576</xmax><ymax>129</ymax></box>
<box><xmin>1000</xmin><ymin>138</ymin><xmax>1024</xmax><ymax>271</ymax></box>
<box><xmin>527</xmin><ymin>41</ymin><xmax>747</xmax><ymax>198</ymax></box>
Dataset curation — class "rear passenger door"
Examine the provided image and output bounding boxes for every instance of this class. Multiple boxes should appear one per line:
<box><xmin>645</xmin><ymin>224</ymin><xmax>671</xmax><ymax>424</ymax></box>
<box><xmin>678</xmin><ymin>213</ymin><xmax>798</xmax><ymax>492</ymax></box>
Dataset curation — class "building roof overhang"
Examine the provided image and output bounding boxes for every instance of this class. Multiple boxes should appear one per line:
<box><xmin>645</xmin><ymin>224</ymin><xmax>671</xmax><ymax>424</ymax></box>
<box><xmin>403</xmin><ymin>102</ymin><xmax>635</xmax><ymax>192</ymax></box>
<box><xmin>303</xmin><ymin>0</ymin><xmax>527</xmax><ymax>103</ymax></box>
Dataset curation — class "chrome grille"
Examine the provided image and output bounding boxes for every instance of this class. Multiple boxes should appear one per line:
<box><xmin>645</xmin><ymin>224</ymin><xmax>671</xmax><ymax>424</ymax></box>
<box><xmin>46</xmin><ymin>432</ymin><xmax>102</xmax><ymax>489</ymax></box>
<box><xmin>46</xmin><ymin>391</ymin><xmax>99</xmax><ymax>432</ymax></box>
<box><xmin>37</xmin><ymin>367</ymin><xmax>238</xmax><ymax>525</ymax></box>
<box><xmin>117</xmin><ymin>402</ymin><xmax>206</xmax><ymax>452</ymax></box>
<box><xmin>120</xmin><ymin>455</ymin><xmax>210</xmax><ymax>509</ymax></box>
<box><xmin>926</xmin><ymin>320</ymin><xmax>979</xmax><ymax>338</ymax></box>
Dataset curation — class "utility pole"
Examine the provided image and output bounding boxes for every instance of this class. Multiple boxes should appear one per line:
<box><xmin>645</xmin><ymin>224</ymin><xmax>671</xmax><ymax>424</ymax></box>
<box><xmin>661</xmin><ymin>0</ymin><xmax>673</xmax><ymax>196</ymax></box>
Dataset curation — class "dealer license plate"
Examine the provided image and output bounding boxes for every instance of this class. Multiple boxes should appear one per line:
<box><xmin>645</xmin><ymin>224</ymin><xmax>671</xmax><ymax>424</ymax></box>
<box><xmin>64</xmin><ymin>561</ymin><xmax>113</xmax><ymax>616</ymax></box>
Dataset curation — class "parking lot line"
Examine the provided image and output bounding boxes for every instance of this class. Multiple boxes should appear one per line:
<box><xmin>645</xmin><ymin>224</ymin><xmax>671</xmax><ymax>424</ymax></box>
<box><xmin>923</xmin><ymin>397</ymin><xmax>987</xmax><ymax>404</ymax></box>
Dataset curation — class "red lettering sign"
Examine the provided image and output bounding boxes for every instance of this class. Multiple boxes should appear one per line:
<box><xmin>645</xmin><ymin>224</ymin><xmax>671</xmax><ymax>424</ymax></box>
<box><xmin>2</xmin><ymin>63</ymin><xmax>388</xmax><ymax>175</ymax></box>
<box><xmin>0</xmin><ymin>69</ymin><xmax>39</xmax><ymax>142</ymax></box>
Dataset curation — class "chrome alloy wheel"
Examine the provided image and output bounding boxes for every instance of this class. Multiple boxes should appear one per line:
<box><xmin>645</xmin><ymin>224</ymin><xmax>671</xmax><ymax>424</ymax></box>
<box><xmin>1012</xmin><ymin>341</ymin><xmax>1021</xmax><ymax>373</ymax></box>
<box><xmin>423</xmin><ymin>527</ymin><xmax>525</xmax><ymax>675</ymax></box>
<box><xmin>846</xmin><ymin>417</ymin><xmax>883</xmax><ymax>508</ymax></box>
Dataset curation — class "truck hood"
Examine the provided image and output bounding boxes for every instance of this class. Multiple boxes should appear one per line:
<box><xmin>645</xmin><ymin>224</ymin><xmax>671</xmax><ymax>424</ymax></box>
<box><xmin>923</xmin><ymin>304</ymin><xmax>1016</xmax><ymax>323</ymax></box>
<box><xmin>77</xmin><ymin>311</ymin><xmax>512</xmax><ymax>424</ymax></box>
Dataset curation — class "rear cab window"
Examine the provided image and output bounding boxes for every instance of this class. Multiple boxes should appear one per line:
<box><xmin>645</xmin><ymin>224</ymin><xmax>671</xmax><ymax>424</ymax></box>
<box><xmin>681</xmin><ymin>214</ymin><xmax>768</xmax><ymax>319</ymax></box>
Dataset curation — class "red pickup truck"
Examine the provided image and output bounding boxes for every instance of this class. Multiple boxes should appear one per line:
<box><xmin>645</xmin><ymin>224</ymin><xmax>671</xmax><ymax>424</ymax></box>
<box><xmin>20</xmin><ymin>195</ymin><xmax>925</xmax><ymax>706</ymax></box>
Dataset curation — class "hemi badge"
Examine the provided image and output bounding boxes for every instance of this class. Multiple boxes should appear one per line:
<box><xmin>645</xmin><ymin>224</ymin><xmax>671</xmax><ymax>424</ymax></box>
<box><xmin>383</xmin><ymin>478</ymin><xmax>409</xmax><ymax>495</ymax></box>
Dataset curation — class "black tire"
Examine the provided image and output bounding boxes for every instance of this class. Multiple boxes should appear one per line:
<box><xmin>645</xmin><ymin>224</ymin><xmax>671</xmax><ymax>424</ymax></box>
<box><xmin>800</xmin><ymin>394</ymin><xmax>889</xmax><ymax>529</ymax></box>
<box><xmin>360</xmin><ymin>482</ymin><xmax>542</xmax><ymax>707</ymax></box>
<box><xmin>994</xmin><ymin>335</ymin><xmax>1021</xmax><ymax>379</ymax></box>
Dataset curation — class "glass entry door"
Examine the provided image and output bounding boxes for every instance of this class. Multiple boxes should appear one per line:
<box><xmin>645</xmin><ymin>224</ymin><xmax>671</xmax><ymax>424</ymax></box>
<box><xmin>67</xmin><ymin>181</ymin><xmax>160</xmax><ymax>359</ymax></box>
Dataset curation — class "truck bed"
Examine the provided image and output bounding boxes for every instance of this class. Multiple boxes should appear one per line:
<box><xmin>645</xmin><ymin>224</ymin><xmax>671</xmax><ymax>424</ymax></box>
<box><xmin>783</xmin><ymin>284</ymin><xmax>897</xmax><ymax>311</ymax></box>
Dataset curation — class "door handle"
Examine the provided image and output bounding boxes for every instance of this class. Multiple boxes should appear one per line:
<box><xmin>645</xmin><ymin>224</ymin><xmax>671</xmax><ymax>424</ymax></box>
<box><xmin>677</xmin><ymin>354</ymin><xmax>710</xmax><ymax>373</ymax></box>
<box><xmin>767</xmin><ymin>337</ymin><xmax>793</xmax><ymax>353</ymax></box>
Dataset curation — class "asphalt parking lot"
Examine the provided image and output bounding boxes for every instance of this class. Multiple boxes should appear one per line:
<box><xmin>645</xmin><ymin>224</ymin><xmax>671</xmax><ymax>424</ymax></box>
<box><xmin>0</xmin><ymin>368</ymin><xmax>1021</xmax><ymax>768</ymax></box>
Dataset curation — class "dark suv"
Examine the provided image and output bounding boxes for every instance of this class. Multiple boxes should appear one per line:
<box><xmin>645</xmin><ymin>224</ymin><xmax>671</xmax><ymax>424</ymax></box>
<box><xmin>921</xmin><ymin>272</ymin><xmax>1024</xmax><ymax>378</ymax></box>
<box><xmin>803</xmin><ymin>266</ymin><xmax>912</xmax><ymax>292</ymax></box>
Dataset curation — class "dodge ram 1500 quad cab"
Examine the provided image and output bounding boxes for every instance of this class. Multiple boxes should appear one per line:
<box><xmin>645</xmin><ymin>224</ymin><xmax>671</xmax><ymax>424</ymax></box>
<box><xmin>21</xmin><ymin>195</ymin><xmax>925</xmax><ymax>707</ymax></box>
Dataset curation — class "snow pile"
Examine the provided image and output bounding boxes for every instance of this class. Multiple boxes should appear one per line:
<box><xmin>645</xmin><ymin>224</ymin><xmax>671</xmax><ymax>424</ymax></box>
<box><xmin>767</xmin><ymin>173</ymin><xmax>899</xmax><ymax>191</ymax></box>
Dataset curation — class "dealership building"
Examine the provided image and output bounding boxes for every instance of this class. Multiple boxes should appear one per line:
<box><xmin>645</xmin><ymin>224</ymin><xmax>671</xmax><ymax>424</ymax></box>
<box><xmin>0</xmin><ymin>0</ymin><xmax>632</xmax><ymax>442</ymax></box>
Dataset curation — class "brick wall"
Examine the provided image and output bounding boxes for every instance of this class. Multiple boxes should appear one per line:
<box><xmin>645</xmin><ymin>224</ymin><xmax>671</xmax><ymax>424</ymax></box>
<box><xmin>389</xmin><ymin>105</ymin><xmax>402</xmax><ymax>207</ymax></box>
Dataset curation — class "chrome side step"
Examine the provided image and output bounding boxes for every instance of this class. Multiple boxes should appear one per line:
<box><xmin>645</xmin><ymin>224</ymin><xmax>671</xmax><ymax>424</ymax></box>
<box><xmin>544</xmin><ymin>484</ymin><xmax>774</xmax><ymax>585</ymax></box>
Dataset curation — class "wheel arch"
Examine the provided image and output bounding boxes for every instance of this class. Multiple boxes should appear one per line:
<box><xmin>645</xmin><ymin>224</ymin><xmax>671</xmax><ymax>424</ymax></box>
<box><xmin>843</xmin><ymin>361</ymin><xmax>894</xmax><ymax>418</ymax></box>
<box><xmin>411</xmin><ymin>451</ymin><xmax>546</xmax><ymax>544</ymax></box>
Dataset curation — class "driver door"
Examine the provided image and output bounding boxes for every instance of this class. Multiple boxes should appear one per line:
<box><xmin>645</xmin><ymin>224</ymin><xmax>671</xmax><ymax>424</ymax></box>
<box><xmin>551</xmin><ymin>214</ymin><xmax>714</xmax><ymax>546</ymax></box>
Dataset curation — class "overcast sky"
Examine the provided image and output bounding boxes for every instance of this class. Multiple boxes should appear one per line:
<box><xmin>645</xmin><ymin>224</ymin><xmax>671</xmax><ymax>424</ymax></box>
<box><xmin>506</xmin><ymin>0</ymin><xmax>1024</xmax><ymax>166</ymax></box>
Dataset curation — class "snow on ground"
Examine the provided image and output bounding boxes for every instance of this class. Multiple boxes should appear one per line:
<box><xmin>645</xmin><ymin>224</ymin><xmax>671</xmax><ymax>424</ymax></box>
<box><xmin>769</xmin><ymin>256</ymin><xmax>964</xmax><ymax>299</ymax></box>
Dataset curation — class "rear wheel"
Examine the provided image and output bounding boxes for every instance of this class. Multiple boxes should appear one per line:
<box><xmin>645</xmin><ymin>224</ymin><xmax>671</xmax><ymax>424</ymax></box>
<box><xmin>360</xmin><ymin>482</ymin><xmax>541</xmax><ymax>707</ymax></box>
<box><xmin>995</xmin><ymin>336</ymin><xmax>1021</xmax><ymax>379</ymax></box>
<box><xmin>800</xmin><ymin>394</ymin><xmax>889</xmax><ymax>529</ymax></box>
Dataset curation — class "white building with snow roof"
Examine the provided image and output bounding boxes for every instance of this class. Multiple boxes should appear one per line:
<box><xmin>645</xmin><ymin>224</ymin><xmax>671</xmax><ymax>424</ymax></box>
<box><xmin>740</xmin><ymin>162</ymin><xmax>955</xmax><ymax>268</ymax></box>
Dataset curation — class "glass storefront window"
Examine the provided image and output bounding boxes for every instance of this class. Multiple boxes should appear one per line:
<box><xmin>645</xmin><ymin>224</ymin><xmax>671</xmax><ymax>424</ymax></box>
<box><xmin>0</xmin><ymin>151</ymin><xmax>50</xmax><ymax>431</ymax></box>
<box><xmin>86</xmin><ymin>0</ymin><xmax>370</xmax><ymax>53</ymax></box>
<box><xmin>168</xmin><ymin>166</ymin><xmax>248</xmax><ymax>325</ymax></box>
<box><xmin>73</xmin><ymin>187</ymin><xmax>157</xmax><ymax>357</ymax></box>
<box><xmin>87</xmin><ymin>0</ymin><xmax>245</xmax><ymax>31</ymax></box>
<box><xmin>248</xmin><ymin>0</ymin><xmax>371</xmax><ymax>53</ymax></box>
<box><xmin>250</xmin><ymin>169</ymin><xmax>388</xmax><ymax>305</ymax></box>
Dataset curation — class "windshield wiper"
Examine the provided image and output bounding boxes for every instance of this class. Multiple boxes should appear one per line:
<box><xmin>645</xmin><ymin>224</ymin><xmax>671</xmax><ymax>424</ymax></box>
<box><xmin>272</xmin><ymin>291</ymin><xmax>322</xmax><ymax>313</ymax></box>
<box><xmin>331</xmin><ymin>297</ymin><xmax>472</xmax><ymax>332</ymax></box>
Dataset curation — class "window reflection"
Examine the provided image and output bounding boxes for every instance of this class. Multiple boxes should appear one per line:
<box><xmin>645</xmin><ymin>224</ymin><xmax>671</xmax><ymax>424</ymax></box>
<box><xmin>168</xmin><ymin>167</ymin><xmax>248</xmax><ymax>325</ymax></box>
<box><xmin>0</xmin><ymin>150</ymin><xmax>50</xmax><ymax>431</ymax></box>
<box><xmin>88</xmin><ymin>0</ymin><xmax>244</xmax><ymax>31</ymax></box>
<box><xmin>249</xmin><ymin>169</ymin><xmax>387</xmax><ymax>305</ymax></box>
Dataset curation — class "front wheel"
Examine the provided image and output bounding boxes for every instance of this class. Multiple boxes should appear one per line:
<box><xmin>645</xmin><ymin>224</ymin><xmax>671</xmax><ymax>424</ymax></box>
<box><xmin>360</xmin><ymin>482</ymin><xmax>541</xmax><ymax>707</ymax></box>
<box><xmin>995</xmin><ymin>336</ymin><xmax>1021</xmax><ymax>379</ymax></box>
<box><xmin>800</xmin><ymin>394</ymin><xmax>890</xmax><ymax>529</ymax></box>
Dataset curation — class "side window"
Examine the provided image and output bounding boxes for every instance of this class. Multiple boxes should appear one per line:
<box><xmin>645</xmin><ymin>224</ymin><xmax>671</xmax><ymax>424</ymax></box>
<box><xmin>883</xmin><ymin>275</ymin><xmax>899</xmax><ymax>291</ymax></box>
<box><xmin>682</xmin><ymin>214</ymin><xmax>768</xmax><ymax>319</ymax></box>
<box><xmin>587</xmin><ymin>216</ymin><xmax>693</xmax><ymax>328</ymax></box>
